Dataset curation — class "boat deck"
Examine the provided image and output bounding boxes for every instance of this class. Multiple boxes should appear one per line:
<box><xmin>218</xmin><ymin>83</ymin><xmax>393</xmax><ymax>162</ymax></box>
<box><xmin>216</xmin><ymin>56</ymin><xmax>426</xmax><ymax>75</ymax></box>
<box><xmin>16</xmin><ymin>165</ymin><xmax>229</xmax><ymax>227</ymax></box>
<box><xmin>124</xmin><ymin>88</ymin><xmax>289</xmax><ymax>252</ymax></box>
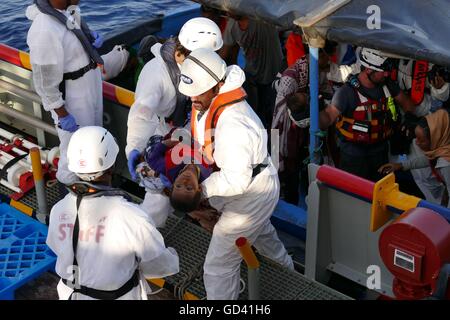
<box><xmin>0</xmin><ymin>183</ymin><xmax>351</xmax><ymax>300</ymax></box>
<box><xmin>160</xmin><ymin>215</ymin><xmax>349</xmax><ymax>300</ymax></box>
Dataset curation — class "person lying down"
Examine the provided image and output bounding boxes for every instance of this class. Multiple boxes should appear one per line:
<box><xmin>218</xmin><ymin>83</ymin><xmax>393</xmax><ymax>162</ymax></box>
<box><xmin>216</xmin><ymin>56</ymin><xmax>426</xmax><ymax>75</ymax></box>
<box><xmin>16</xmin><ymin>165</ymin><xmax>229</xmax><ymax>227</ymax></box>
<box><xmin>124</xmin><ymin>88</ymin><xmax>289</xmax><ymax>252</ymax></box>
<box><xmin>135</xmin><ymin>133</ymin><xmax>220</xmax><ymax>232</ymax></box>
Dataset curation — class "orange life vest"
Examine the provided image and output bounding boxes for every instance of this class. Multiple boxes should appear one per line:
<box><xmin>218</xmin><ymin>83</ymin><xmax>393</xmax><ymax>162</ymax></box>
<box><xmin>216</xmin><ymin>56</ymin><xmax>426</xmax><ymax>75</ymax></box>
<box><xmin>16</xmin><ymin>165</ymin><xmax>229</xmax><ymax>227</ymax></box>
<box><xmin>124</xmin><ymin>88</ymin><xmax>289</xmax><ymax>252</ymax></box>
<box><xmin>191</xmin><ymin>88</ymin><xmax>247</xmax><ymax>164</ymax></box>
<box><xmin>336</xmin><ymin>85</ymin><xmax>393</xmax><ymax>144</ymax></box>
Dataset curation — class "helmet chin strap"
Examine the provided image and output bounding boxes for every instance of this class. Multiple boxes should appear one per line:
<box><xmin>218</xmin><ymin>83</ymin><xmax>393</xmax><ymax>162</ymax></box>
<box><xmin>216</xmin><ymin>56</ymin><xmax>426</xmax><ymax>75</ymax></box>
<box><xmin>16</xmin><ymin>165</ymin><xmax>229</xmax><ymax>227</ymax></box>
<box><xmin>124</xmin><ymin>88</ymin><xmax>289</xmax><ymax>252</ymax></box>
<box><xmin>76</xmin><ymin>170</ymin><xmax>105</xmax><ymax>182</ymax></box>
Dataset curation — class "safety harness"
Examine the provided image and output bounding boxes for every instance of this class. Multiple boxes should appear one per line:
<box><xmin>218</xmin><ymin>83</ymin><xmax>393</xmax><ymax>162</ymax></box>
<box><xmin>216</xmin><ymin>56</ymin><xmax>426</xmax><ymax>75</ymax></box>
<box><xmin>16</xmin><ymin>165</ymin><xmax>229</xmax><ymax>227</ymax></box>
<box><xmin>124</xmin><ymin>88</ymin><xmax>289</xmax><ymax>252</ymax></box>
<box><xmin>160</xmin><ymin>38</ymin><xmax>191</xmax><ymax>127</ymax></box>
<box><xmin>63</xmin><ymin>60</ymin><xmax>98</xmax><ymax>82</ymax></box>
<box><xmin>34</xmin><ymin>0</ymin><xmax>103</xmax><ymax>66</ymax></box>
<box><xmin>35</xmin><ymin>0</ymin><xmax>103</xmax><ymax>98</ymax></box>
<box><xmin>336</xmin><ymin>76</ymin><xmax>394</xmax><ymax>144</ymax></box>
<box><xmin>191</xmin><ymin>88</ymin><xmax>268</xmax><ymax>176</ymax></box>
<box><xmin>61</xmin><ymin>182</ymin><xmax>140</xmax><ymax>300</ymax></box>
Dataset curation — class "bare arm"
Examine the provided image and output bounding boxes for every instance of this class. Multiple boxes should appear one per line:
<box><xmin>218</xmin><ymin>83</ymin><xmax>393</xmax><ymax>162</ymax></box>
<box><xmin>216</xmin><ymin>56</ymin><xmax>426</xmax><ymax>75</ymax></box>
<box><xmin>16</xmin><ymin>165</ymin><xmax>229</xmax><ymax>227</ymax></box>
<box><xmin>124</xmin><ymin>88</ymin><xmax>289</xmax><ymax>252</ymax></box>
<box><xmin>219</xmin><ymin>44</ymin><xmax>238</xmax><ymax>65</ymax></box>
<box><xmin>319</xmin><ymin>104</ymin><xmax>341</xmax><ymax>130</ymax></box>
<box><xmin>394</xmin><ymin>90</ymin><xmax>416</xmax><ymax>113</ymax></box>
<box><xmin>54</xmin><ymin>105</ymin><xmax>69</xmax><ymax>118</ymax></box>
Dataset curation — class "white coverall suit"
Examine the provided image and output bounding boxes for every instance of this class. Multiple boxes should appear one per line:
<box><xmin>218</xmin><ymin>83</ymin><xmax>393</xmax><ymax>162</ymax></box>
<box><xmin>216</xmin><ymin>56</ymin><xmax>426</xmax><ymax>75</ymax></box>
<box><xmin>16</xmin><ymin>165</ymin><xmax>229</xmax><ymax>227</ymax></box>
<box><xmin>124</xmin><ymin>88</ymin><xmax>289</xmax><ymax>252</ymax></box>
<box><xmin>26</xmin><ymin>5</ymin><xmax>103</xmax><ymax>185</ymax></box>
<box><xmin>397</xmin><ymin>60</ymin><xmax>450</xmax><ymax>203</ymax></box>
<box><xmin>126</xmin><ymin>42</ymin><xmax>178</xmax><ymax>227</ymax></box>
<box><xmin>196</xmin><ymin>66</ymin><xmax>294</xmax><ymax>300</ymax></box>
<box><xmin>47</xmin><ymin>193</ymin><xmax>179</xmax><ymax>300</ymax></box>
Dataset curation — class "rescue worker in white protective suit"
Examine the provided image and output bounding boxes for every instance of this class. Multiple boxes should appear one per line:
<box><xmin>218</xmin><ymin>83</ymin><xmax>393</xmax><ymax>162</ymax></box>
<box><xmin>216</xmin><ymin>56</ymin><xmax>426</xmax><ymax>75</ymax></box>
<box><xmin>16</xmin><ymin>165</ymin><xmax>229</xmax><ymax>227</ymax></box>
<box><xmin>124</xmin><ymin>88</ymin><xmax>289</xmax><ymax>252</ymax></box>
<box><xmin>46</xmin><ymin>126</ymin><xmax>179</xmax><ymax>300</ymax></box>
<box><xmin>395</xmin><ymin>59</ymin><xmax>450</xmax><ymax>204</ymax></box>
<box><xmin>26</xmin><ymin>0</ymin><xmax>129</xmax><ymax>186</ymax></box>
<box><xmin>126</xmin><ymin>17</ymin><xmax>223</xmax><ymax>227</ymax></box>
<box><xmin>179</xmin><ymin>48</ymin><xmax>294</xmax><ymax>300</ymax></box>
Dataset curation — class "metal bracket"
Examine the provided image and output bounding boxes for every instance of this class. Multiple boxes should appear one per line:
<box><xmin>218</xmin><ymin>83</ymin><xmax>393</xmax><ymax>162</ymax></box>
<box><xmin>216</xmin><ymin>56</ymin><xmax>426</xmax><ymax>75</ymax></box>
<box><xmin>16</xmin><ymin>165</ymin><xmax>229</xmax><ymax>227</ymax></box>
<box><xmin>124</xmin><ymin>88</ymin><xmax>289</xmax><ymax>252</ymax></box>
<box><xmin>301</xmin><ymin>27</ymin><xmax>326</xmax><ymax>48</ymax></box>
<box><xmin>370</xmin><ymin>173</ymin><xmax>421</xmax><ymax>232</ymax></box>
<box><xmin>294</xmin><ymin>0</ymin><xmax>352</xmax><ymax>28</ymax></box>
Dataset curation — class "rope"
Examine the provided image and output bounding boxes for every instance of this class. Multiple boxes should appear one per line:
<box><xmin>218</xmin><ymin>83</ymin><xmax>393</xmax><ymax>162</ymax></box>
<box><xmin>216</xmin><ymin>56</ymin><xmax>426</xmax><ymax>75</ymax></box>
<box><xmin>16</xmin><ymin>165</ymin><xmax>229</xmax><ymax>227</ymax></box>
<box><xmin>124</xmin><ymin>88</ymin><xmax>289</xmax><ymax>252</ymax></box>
<box><xmin>46</xmin><ymin>179</ymin><xmax>58</xmax><ymax>188</ymax></box>
<box><xmin>160</xmin><ymin>215</ymin><xmax>207</xmax><ymax>300</ymax></box>
<box><xmin>173</xmin><ymin>263</ymin><xmax>204</xmax><ymax>300</ymax></box>
<box><xmin>303</xmin><ymin>138</ymin><xmax>325</xmax><ymax>166</ymax></box>
<box><xmin>148</xmin><ymin>287</ymin><xmax>164</xmax><ymax>296</ymax></box>
<box><xmin>239</xmin><ymin>278</ymin><xmax>246</xmax><ymax>294</ymax></box>
<box><xmin>299</xmin><ymin>129</ymin><xmax>329</xmax><ymax>166</ymax></box>
<box><xmin>198</xmin><ymin>277</ymin><xmax>246</xmax><ymax>300</ymax></box>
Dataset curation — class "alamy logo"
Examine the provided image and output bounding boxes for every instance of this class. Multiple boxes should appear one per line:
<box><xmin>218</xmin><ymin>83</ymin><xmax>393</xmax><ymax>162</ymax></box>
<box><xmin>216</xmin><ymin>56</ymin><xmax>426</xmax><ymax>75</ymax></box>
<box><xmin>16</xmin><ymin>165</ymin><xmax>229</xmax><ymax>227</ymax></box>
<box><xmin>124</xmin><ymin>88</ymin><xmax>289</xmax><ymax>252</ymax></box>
<box><xmin>366</xmin><ymin>5</ymin><xmax>381</xmax><ymax>30</ymax></box>
<box><xmin>366</xmin><ymin>265</ymin><xmax>381</xmax><ymax>290</ymax></box>
<box><xmin>180</xmin><ymin>74</ymin><xmax>193</xmax><ymax>84</ymax></box>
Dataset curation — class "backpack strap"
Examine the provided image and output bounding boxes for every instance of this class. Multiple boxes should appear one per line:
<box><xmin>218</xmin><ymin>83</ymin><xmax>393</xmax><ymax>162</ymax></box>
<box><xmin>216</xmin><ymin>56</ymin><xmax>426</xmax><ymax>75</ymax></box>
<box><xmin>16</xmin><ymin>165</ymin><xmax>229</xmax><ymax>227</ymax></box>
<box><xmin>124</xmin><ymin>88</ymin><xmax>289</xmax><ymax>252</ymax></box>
<box><xmin>34</xmin><ymin>0</ymin><xmax>103</xmax><ymax>65</ymax></box>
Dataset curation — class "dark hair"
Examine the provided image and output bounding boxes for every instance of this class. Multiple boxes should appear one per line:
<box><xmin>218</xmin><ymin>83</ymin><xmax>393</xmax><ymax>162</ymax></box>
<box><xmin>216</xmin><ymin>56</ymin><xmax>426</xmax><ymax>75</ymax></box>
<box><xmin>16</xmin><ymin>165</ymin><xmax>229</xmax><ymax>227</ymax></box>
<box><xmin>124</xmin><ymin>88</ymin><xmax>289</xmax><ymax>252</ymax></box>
<box><xmin>170</xmin><ymin>190</ymin><xmax>201</xmax><ymax>213</ymax></box>
<box><xmin>319</xmin><ymin>40</ymin><xmax>338</xmax><ymax>56</ymax></box>
<box><xmin>417</xmin><ymin>117</ymin><xmax>431</xmax><ymax>140</ymax></box>
<box><xmin>201</xmin><ymin>4</ymin><xmax>222</xmax><ymax>15</ymax></box>
<box><xmin>175</xmin><ymin>37</ymin><xmax>191</xmax><ymax>57</ymax></box>
<box><xmin>286</xmin><ymin>93</ymin><xmax>308</xmax><ymax>113</ymax></box>
<box><xmin>138</xmin><ymin>35</ymin><xmax>160</xmax><ymax>63</ymax></box>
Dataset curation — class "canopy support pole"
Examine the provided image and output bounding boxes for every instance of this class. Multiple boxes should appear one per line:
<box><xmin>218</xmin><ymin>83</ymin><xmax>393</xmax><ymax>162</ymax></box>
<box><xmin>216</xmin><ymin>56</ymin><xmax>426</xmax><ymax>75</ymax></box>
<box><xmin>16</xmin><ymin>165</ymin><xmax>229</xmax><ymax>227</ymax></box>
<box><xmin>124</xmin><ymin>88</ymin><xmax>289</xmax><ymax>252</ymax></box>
<box><xmin>309</xmin><ymin>47</ymin><xmax>320</xmax><ymax>164</ymax></box>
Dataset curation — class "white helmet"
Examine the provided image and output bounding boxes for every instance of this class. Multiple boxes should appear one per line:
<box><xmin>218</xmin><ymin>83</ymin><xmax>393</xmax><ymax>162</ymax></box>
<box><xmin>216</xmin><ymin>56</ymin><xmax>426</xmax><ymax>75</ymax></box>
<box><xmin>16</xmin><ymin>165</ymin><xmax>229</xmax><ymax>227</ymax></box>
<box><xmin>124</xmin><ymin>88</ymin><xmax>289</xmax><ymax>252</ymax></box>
<box><xmin>178</xmin><ymin>48</ymin><xmax>227</xmax><ymax>97</ymax></box>
<box><xmin>358</xmin><ymin>47</ymin><xmax>390</xmax><ymax>72</ymax></box>
<box><xmin>67</xmin><ymin>126</ymin><xmax>119</xmax><ymax>182</ymax></box>
<box><xmin>178</xmin><ymin>17</ymin><xmax>223</xmax><ymax>51</ymax></box>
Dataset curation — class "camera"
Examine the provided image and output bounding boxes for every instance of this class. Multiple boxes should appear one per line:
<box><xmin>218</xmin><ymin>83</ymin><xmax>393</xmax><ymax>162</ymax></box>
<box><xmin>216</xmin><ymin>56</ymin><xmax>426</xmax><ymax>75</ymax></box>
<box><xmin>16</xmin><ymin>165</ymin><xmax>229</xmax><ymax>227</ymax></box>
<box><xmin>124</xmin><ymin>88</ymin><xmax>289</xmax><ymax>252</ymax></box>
<box><xmin>428</xmin><ymin>65</ymin><xmax>450</xmax><ymax>83</ymax></box>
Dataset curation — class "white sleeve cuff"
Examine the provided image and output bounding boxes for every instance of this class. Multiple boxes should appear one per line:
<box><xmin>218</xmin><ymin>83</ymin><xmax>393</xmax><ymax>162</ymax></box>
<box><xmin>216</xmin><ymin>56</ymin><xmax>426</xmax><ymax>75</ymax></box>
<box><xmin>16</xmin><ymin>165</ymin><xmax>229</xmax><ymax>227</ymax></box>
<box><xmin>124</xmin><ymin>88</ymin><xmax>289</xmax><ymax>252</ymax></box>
<box><xmin>44</xmin><ymin>98</ymin><xmax>65</xmax><ymax>112</ymax></box>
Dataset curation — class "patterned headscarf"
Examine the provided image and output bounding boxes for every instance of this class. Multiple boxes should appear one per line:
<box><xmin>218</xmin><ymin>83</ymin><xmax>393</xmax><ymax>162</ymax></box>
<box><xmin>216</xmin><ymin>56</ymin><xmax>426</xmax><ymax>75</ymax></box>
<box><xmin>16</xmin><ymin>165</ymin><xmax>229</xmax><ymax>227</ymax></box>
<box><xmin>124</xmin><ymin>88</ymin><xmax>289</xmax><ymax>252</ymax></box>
<box><xmin>271</xmin><ymin>57</ymin><xmax>308</xmax><ymax>168</ymax></box>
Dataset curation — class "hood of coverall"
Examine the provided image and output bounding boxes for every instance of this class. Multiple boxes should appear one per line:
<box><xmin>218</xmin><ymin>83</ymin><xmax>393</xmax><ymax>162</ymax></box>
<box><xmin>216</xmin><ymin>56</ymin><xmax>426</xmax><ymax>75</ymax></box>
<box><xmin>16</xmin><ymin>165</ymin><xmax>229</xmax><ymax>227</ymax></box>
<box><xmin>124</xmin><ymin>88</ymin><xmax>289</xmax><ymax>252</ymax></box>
<box><xmin>26</xmin><ymin>4</ymin><xmax>40</xmax><ymax>21</ymax></box>
<box><xmin>219</xmin><ymin>64</ymin><xmax>246</xmax><ymax>94</ymax></box>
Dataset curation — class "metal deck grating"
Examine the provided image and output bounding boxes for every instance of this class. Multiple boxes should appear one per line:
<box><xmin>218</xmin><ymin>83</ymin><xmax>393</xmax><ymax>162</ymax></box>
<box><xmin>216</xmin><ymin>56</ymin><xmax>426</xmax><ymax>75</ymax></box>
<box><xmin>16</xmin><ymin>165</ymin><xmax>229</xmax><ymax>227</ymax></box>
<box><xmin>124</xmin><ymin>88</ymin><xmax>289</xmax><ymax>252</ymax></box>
<box><xmin>20</xmin><ymin>184</ymin><xmax>62</xmax><ymax>211</ymax></box>
<box><xmin>294</xmin><ymin>282</ymin><xmax>350</xmax><ymax>300</ymax></box>
<box><xmin>162</xmin><ymin>215</ymin><xmax>350</xmax><ymax>300</ymax></box>
<box><xmin>0</xmin><ymin>183</ymin><xmax>62</xmax><ymax>211</ymax></box>
<box><xmin>258</xmin><ymin>257</ymin><xmax>349</xmax><ymax>300</ymax></box>
<box><xmin>246</xmin><ymin>257</ymin><xmax>305</xmax><ymax>300</ymax></box>
<box><xmin>184</xmin><ymin>257</ymin><xmax>350</xmax><ymax>300</ymax></box>
<box><xmin>0</xmin><ymin>182</ymin><xmax>143</xmax><ymax>212</ymax></box>
<box><xmin>161</xmin><ymin>217</ymin><xmax>211</xmax><ymax>298</ymax></box>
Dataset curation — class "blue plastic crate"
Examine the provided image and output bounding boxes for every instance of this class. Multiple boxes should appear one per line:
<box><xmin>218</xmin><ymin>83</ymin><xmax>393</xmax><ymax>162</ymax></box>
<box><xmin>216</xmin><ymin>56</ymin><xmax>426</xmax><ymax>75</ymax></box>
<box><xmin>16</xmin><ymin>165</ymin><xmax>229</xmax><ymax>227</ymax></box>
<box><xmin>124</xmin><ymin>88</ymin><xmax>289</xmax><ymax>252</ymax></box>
<box><xmin>0</xmin><ymin>203</ymin><xmax>56</xmax><ymax>300</ymax></box>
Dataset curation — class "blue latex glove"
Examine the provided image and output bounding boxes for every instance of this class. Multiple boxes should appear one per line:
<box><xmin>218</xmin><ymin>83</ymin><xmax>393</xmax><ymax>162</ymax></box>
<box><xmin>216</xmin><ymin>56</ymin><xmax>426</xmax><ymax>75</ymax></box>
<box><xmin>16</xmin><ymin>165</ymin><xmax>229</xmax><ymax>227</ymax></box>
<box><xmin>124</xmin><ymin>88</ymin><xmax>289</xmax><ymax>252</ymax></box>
<box><xmin>128</xmin><ymin>149</ymin><xmax>141</xmax><ymax>181</ymax></box>
<box><xmin>58</xmin><ymin>114</ymin><xmax>78</xmax><ymax>132</ymax></box>
<box><xmin>91</xmin><ymin>30</ymin><xmax>104</xmax><ymax>49</ymax></box>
